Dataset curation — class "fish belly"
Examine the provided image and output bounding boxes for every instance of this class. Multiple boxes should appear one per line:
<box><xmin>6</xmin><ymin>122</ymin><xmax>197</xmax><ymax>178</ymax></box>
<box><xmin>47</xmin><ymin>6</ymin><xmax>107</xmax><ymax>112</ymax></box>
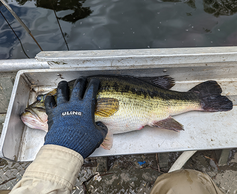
<box><xmin>95</xmin><ymin>107</ymin><xmax>148</xmax><ymax>134</ymax></box>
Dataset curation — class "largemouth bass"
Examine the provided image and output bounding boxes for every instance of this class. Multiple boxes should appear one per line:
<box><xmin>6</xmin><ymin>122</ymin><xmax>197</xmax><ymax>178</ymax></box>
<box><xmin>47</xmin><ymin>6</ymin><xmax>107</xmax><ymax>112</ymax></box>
<box><xmin>21</xmin><ymin>75</ymin><xmax>233</xmax><ymax>150</ymax></box>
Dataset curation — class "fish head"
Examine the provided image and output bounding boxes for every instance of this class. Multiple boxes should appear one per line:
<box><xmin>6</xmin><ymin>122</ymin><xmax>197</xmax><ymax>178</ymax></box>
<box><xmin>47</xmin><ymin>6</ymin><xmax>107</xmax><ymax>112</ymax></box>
<box><xmin>21</xmin><ymin>107</ymin><xmax>48</xmax><ymax>132</ymax></box>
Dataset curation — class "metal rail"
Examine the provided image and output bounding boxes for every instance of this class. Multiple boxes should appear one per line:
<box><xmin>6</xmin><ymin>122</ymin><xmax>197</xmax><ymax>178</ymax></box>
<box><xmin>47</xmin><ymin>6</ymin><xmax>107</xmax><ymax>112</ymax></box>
<box><xmin>0</xmin><ymin>59</ymin><xmax>49</xmax><ymax>72</ymax></box>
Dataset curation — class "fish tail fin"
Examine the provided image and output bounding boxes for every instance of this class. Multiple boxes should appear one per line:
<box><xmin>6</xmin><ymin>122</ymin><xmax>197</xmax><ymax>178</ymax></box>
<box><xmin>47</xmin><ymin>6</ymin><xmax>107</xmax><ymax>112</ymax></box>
<box><xmin>189</xmin><ymin>81</ymin><xmax>233</xmax><ymax>112</ymax></box>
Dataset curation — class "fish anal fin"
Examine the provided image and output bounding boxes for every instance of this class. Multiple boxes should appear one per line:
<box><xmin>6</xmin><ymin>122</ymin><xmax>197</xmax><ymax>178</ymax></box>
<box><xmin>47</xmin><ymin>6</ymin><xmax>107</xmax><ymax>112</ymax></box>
<box><xmin>153</xmin><ymin>117</ymin><xmax>184</xmax><ymax>132</ymax></box>
<box><xmin>138</xmin><ymin>75</ymin><xmax>175</xmax><ymax>90</ymax></box>
<box><xmin>95</xmin><ymin>98</ymin><xmax>119</xmax><ymax>117</ymax></box>
<box><xmin>100</xmin><ymin>131</ymin><xmax>113</xmax><ymax>150</ymax></box>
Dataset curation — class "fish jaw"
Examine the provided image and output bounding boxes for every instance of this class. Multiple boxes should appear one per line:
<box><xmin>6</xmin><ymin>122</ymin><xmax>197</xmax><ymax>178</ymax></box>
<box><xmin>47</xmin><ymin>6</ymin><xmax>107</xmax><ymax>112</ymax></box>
<box><xmin>21</xmin><ymin>109</ymin><xmax>48</xmax><ymax>132</ymax></box>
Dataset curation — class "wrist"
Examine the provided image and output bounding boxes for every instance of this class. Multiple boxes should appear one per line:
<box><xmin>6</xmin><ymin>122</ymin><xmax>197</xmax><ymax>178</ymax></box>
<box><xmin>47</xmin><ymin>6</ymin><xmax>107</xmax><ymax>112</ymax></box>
<box><xmin>44</xmin><ymin>125</ymin><xmax>100</xmax><ymax>158</ymax></box>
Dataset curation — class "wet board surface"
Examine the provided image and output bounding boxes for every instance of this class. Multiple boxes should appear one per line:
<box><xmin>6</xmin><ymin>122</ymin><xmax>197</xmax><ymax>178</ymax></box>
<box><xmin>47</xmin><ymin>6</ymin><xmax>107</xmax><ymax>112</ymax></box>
<box><xmin>1</xmin><ymin>48</ymin><xmax>237</xmax><ymax>161</ymax></box>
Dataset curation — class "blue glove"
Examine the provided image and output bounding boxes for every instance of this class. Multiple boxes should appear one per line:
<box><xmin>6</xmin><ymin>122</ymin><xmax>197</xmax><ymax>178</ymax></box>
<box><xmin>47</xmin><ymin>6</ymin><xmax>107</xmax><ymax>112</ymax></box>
<box><xmin>44</xmin><ymin>77</ymin><xmax>108</xmax><ymax>158</ymax></box>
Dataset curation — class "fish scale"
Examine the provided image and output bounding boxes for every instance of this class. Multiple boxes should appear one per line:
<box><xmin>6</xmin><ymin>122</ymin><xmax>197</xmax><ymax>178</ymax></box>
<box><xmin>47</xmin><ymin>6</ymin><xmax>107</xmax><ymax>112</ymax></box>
<box><xmin>94</xmin><ymin>76</ymin><xmax>201</xmax><ymax>135</ymax></box>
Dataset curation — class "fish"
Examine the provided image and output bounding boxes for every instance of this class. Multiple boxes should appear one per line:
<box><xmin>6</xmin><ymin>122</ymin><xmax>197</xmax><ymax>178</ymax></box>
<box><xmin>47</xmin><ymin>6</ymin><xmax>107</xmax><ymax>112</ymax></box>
<box><xmin>21</xmin><ymin>75</ymin><xmax>233</xmax><ymax>150</ymax></box>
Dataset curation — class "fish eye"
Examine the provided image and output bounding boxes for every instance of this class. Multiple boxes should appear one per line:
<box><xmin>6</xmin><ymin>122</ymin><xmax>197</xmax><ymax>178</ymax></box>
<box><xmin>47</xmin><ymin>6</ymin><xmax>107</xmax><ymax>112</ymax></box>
<box><xmin>36</xmin><ymin>95</ymin><xmax>45</xmax><ymax>102</ymax></box>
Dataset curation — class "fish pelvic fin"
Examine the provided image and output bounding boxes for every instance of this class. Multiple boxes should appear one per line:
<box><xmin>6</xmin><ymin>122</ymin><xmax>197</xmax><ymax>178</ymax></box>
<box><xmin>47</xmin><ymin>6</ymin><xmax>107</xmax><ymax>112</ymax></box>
<box><xmin>95</xmin><ymin>98</ymin><xmax>119</xmax><ymax>117</ymax></box>
<box><xmin>100</xmin><ymin>130</ymin><xmax>113</xmax><ymax>150</ymax></box>
<box><xmin>153</xmin><ymin>117</ymin><xmax>184</xmax><ymax>132</ymax></box>
<box><xmin>138</xmin><ymin>75</ymin><xmax>175</xmax><ymax>90</ymax></box>
<box><xmin>189</xmin><ymin>81</ymin><xmax>233</xmax><ymax>112</ymax></box>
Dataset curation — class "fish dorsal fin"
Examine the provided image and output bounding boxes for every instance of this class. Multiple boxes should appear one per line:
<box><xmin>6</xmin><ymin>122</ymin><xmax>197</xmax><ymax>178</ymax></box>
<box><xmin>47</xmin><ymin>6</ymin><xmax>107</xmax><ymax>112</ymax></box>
<box><xmin>100</xmin><ymin>130</ymin><xmax>113</xmax><ymax>150</ymax></box>
<box><xmin>138</xmin><ymin>75</ymin><xmax>175</xmax><ymax>90</ymax></box>
<box><xmin>152</xmin><ymin>117</ymin><xmax>184</xmax><ymax>132</ymax></box>
<box><xmin>95</xmin><ymin>98</ymin><xmax>119</xmax><ymax>117</ymax></box>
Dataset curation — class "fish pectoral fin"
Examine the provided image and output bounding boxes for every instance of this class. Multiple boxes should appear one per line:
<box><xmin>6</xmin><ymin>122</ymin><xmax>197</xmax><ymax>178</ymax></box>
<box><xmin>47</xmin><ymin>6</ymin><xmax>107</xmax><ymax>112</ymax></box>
<box><xmin>153</xmin><ymin>117</ymin><xmax>184</xmax><ymax>132</ymax></box>
<box><xmin>100</xmin><ymin>131</ymin><xmax>113</xmax><ymax>150</ymax></box>
<box><xmin>138</xmin><ymin>75</ymin><xmax>175</xmax><ymax>90</ymax></box>
<box><xmin>95</xmin><ymin>98</ymin><xmax>119</xmax><ymax>117</ymax></box>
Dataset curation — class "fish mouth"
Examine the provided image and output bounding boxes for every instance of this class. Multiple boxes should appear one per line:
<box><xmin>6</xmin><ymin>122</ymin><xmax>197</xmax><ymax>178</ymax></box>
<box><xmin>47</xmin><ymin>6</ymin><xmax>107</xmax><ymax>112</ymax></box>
<box><xmin>24</xmin><ymin>108</ymin><xmax>44</xmax><ymax>123</ymax></box>
<box><xmin>21</xmin><ymin>107</ymin><xmax>48</xmax><ymax>131</ymax></box>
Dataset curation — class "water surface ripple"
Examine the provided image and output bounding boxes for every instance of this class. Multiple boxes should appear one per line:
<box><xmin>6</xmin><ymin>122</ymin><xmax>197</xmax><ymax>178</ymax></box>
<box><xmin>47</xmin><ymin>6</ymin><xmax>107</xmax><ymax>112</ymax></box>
<box><xmin>0</xmin><ymin>0</ymin><xmax>237</xmax><ymax>59</ymax></box>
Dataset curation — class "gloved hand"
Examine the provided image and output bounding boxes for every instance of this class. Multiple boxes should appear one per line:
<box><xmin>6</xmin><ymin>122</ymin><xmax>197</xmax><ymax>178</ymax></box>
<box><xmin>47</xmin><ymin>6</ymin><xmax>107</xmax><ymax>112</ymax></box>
<box><xmin>44</xmin><ymin>77</ymin><xmax>108</xmax><ymax>158</ymax></box>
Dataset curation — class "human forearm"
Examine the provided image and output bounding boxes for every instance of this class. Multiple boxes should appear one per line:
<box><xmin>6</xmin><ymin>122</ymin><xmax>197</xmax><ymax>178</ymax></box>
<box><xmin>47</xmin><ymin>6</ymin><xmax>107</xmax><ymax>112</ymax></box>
<box><xmin>10</xmin><ymin>145</ymin><xmax>83</xmax><ymax>194</ymax></box>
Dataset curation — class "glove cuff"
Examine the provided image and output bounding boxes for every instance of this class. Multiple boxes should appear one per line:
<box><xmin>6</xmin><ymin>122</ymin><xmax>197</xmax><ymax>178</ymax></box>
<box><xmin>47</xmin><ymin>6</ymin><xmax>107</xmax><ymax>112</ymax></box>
<box><xmin>44</xmin><ymin>126</ymin><xmax>102</xmax><ymax>158</ymax></box>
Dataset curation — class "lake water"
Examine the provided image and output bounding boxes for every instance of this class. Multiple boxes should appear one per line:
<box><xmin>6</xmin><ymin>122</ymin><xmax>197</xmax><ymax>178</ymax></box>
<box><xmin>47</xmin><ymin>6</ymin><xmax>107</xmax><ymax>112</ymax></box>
<box><xmin>0</xmin><ymin>0</ymin><xmax>237</xmax><ymax>59</ymax></box>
